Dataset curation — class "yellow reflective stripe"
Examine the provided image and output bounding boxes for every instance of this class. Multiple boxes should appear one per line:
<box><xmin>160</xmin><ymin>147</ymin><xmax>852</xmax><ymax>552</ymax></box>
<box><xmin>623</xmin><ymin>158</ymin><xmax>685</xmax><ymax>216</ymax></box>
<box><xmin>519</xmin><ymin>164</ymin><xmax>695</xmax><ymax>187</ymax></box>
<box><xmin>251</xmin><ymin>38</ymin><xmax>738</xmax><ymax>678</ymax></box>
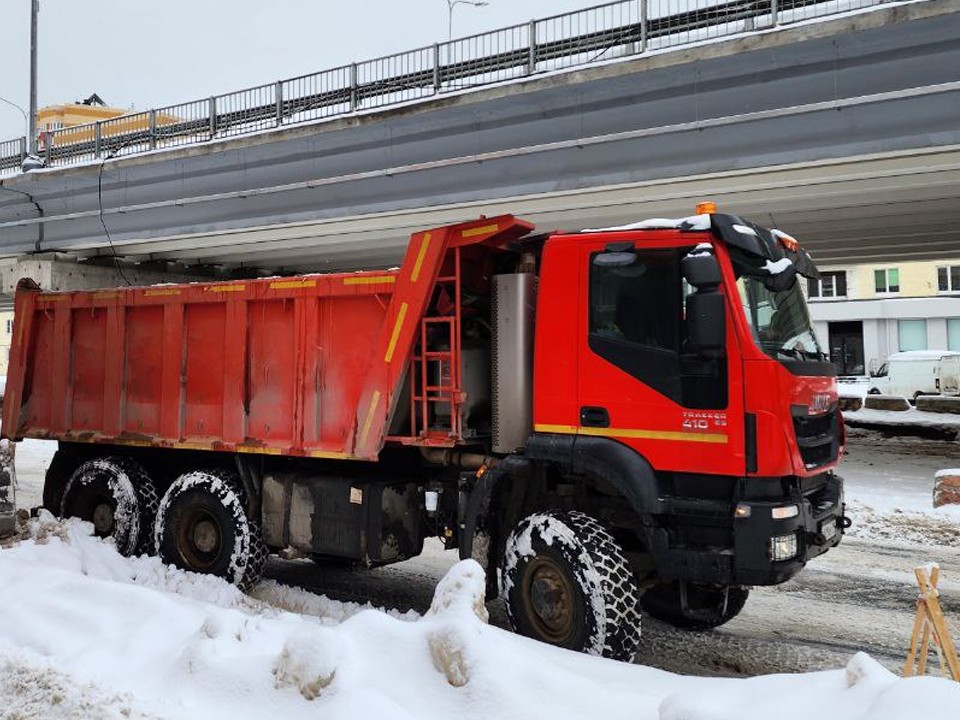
<box><xmin>533</xmin><ymin>423</ymin><xmax>727</xmax><ymax>444</ymax></box>
<box><xmin>357</xmin><ymin>390</ymin><xmax>382</xmax><ymax>449</ymax></box>
<box><xmin>270</xmin><ymin>279</ymin><xmax>316</xmax><ymax>290</ymax></box>
<box><xmin>309</xmin><ymin>450</ymin><xmax>352</xmax><ymax>460</ymax></box>
<box><xmin>461</xmin><ymin>223</ymin><xmax>499</xmax><ymax>238</ymax></box>
<box><xmin>144</xmin><ymin>288</ymin><xmax>182</xmax><ymax>297</ymax></box>
<box><xmin>205</xmin><ymin>285</ymin><xmax>245</xmax><ymax>293</ymax></box>
<box><xmin>410</xmin><ymin>233</ymin><xmax>431</xmax><ymax>283</ymax></box>
<box><xmin>342</xmin><ymin>275</ymin><xmax>396</xmax><ymax>286</ymax></box>
<box><xmin>384</xmin><ymin>302</ymin><xmax>408</xmax><ymax>363</ymax></box>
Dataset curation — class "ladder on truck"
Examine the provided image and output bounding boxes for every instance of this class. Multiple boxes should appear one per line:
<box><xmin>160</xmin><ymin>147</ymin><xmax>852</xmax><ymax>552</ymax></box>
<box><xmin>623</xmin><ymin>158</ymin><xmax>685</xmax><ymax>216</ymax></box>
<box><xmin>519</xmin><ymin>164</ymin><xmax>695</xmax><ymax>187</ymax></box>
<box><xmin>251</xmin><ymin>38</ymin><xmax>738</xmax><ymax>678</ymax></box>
<box><xmin>404</xmin><ymin>247</ymin><xmax>464</xmax><ymax>444</ymax></box>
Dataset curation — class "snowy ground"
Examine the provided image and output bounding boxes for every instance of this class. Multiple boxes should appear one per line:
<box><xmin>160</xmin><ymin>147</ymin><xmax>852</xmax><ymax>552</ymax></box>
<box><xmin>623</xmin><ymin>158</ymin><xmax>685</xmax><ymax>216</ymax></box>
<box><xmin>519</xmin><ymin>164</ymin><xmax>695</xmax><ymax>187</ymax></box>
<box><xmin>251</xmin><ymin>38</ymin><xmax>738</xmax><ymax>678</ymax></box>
<box><xmin>2</xmin><ymin>433</ymin><xmax>960</xmax><ymax>718</ymax></box>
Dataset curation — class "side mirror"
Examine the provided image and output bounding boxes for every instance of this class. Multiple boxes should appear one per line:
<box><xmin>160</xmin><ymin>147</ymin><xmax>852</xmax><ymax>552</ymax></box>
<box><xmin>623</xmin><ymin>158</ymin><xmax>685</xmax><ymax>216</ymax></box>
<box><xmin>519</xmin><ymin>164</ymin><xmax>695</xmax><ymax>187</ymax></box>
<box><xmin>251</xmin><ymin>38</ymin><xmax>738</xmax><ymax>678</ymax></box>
<box><xmin>682</xmin><ymin>250</ymin><xmax>722</xmax><ymax>289</ymax></box>
<box><xmin>686</xmin><ymin>291</ymin><xmax>726</xmax><ymax>354</ymax></box>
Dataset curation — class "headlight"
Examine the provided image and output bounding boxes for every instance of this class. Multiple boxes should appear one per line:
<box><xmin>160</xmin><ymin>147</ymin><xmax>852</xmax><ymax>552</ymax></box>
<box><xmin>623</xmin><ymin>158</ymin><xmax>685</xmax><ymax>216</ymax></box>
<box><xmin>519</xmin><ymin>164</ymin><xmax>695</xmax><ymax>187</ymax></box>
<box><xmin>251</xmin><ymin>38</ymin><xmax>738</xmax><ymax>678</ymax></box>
<box><xmin>770</xmin><ymin>533</ymin><xmax>799</xmax><ymax>561</ymax></box>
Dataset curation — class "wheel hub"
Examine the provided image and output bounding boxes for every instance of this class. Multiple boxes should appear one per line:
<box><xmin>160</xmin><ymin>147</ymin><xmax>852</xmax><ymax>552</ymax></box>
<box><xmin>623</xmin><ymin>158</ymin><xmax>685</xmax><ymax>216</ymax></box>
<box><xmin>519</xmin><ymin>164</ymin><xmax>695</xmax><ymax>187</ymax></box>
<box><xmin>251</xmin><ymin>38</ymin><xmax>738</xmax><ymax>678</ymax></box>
<box><xmin>175</xmin><ymin>508</ymin><xmax>222</xmax><ymax>570</ymax></box>
<box><xmin>192</xmin><ymin>520</ymin><xmax>220</xmax><ymax>554</ymax></box>
<box><xmin>526</xmin><ymin>558</ymin><xmax>575</xmax><ymax>641</ymax></box>
<box><xmin>91</xmin><ymin>502</ymin><xmax>115</xmax><ymax>535</ymax></box>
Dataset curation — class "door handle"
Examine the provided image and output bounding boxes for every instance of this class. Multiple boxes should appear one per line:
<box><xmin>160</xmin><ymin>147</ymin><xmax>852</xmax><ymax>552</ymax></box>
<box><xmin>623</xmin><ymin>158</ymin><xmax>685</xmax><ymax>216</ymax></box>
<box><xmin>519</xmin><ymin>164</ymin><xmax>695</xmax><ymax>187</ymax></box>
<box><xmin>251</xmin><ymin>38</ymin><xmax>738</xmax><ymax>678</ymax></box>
<box><xmin>580</xmin><ymin>406</ymin><xmax>610</xmax><ymax>428</ymax></box>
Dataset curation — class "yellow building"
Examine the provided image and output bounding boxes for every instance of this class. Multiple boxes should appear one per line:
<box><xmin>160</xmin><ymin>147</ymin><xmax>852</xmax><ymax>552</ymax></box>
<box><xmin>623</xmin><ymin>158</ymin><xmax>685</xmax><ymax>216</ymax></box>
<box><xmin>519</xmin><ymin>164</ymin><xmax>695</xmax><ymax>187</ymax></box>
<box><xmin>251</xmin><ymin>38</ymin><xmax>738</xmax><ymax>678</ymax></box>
<box><xmin>37</xmin><ymin>94</ymin><xmax>179</xmax><ymax>145</ymax></box>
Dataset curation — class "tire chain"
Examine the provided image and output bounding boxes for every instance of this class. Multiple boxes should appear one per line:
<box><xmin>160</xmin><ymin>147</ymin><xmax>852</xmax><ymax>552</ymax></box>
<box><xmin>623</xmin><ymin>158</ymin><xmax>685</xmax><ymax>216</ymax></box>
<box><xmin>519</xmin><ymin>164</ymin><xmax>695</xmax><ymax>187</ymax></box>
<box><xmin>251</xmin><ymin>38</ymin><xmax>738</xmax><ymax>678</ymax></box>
<box><xmin>508</xmin><ymin>510</ymin><xmax>642</xmax><ymax>661</ymax></box>
<box><xmin>155</xmin><ymin>468</ymin><xmax>267</xmax><ymax>591</ymax></box>
<box><xmin>110</xmin><ymin>457</ymin><xmax>160</xmax><ymax>557</ymax></box>
<box><xmin>559</xmin><ymin>510</ymin><xmax>643</xmax><ymax>660</ymax></box>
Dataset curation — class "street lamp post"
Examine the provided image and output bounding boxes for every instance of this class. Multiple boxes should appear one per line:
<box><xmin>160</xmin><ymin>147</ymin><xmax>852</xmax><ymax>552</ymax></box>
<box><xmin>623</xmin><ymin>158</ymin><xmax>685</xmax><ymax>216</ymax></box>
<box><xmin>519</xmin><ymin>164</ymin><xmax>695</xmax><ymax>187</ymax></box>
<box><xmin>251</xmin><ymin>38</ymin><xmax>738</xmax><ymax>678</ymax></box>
<box><xmin>0</xmin><ymin>95</ymin><xmax>29</xmax><ymax>139</ymax></box>
<box><xmin>29</xmin><ymin>0</ymin><xmax>39</xmax><ymax>154</ymax></box>
<box><xmin>447</xmin><ymin>0</ymin><xmax>488</xmax><ymax>41</ymax></box>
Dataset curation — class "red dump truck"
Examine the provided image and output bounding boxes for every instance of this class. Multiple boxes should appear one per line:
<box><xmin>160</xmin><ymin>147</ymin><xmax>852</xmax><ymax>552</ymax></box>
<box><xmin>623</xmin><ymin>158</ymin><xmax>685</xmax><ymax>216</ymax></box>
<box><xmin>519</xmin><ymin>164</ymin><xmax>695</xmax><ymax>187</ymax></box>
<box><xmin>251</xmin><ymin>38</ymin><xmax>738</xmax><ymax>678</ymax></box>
<box><xmin>2</xmin><ymin>208</ymin><xmax>847</xmax><ymax>661</ymax></box>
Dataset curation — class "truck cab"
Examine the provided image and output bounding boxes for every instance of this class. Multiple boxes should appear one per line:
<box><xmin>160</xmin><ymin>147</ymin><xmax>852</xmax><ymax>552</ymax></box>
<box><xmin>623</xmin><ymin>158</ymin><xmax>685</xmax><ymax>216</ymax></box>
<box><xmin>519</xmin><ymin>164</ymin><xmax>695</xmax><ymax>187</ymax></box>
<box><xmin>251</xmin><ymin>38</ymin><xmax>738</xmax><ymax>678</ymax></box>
<box><xmin>497</xmin><ymin>208</ymin><xmax>845</xmax><ymax>640</ymax></box>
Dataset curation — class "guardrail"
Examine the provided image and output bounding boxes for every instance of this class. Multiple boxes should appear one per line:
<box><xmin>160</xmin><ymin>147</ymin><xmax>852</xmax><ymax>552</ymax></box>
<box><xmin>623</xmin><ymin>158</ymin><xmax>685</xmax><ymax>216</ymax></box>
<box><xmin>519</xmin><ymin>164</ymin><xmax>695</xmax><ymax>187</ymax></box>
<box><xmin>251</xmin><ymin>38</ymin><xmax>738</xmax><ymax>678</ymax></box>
<box><xmin>0</xmin><ymin>0</ymin><xmax>889</xmax><ymax>177</ymax></box>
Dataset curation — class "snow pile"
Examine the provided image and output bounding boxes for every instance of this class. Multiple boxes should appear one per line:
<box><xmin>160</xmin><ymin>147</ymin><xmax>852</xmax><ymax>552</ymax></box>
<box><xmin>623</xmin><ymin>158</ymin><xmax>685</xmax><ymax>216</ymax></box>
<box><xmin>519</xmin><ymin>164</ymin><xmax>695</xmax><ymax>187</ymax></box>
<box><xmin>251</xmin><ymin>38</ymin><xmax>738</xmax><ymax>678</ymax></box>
<box><xmin>1</xmin><ymin>517</ymin><xmax>959</xmax><ymax>720</ymax></box>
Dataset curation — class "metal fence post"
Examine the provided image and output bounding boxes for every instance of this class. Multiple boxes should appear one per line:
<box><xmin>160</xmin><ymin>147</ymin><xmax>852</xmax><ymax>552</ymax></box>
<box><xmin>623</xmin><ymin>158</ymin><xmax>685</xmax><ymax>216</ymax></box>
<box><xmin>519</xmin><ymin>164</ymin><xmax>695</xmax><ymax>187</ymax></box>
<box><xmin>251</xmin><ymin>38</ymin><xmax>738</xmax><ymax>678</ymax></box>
<box><xmin>94</xmin><ymin>122</ymin><xmax>102</xmax><ymax>158</ymax></box>
<box><xmin>527</xmin><ymin>20</ymin><xmax>537</xmax><ymax>75</ymax></box>
<box><xmin>433</xmin><ymin>43</ymin><xmax>441</xmax><ymax>93</ymax></box>
<box><xmin>641</xmin><ymin>0</ymin><xmax>648</xmax><ymax>53</ymax></box>
<box><xmin>19</xmin><ymin>137</ymin><xmax>26</xmax><ymax>164</ymax></box>
<box><xmin>350</xmin><ymin>63</ymin><xmax>358</xmax><ymax>112</ymax></box>
<box><xmin>149</xmin><ymin>110</ymin><xmax>157</xmax><ymax>150</ymax></box>
<box><xmin>275</xmin><ymin>80</ymin><xmax>284</xmax><ymax>127</ymax></box>
<box><xmin>208</xmin><ymin>97</ymin><xmax>217</xmax><ymax>137</ymax></box>
<box><xmin>771</xmin><ymin>0</ymin><xmax>779</xmax><ymax>27</ymax></box>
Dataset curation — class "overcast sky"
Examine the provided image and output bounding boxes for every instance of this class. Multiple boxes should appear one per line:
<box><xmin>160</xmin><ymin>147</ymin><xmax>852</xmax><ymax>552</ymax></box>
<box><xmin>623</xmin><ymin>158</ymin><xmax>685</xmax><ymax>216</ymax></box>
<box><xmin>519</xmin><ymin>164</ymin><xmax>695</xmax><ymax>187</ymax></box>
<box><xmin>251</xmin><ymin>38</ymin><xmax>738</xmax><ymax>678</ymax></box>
<box><xmin>0</xmin><ymin>0</ymin><xmax>603</xmax><ymax>140</ymax></box>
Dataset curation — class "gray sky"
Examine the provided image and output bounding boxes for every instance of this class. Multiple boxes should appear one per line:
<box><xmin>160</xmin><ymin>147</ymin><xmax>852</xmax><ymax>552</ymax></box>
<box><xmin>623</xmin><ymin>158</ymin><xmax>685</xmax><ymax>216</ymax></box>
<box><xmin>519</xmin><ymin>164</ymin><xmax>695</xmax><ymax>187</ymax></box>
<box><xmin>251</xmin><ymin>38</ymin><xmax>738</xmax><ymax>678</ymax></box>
<box><xmin>0</xmin><ymin>0</ymin><xmax>602</xmax><ymax>141</ymax></box>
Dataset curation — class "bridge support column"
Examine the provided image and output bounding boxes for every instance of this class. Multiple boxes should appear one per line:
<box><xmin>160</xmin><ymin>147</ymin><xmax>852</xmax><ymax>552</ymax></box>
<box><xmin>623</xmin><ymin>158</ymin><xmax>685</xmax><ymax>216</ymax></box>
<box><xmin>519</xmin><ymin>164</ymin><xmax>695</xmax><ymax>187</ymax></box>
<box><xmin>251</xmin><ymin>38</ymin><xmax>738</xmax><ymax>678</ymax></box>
<box><xmin>0</xmin><ymin>254</ymin><xmax>197</xmax><ymax>295</ymax></box>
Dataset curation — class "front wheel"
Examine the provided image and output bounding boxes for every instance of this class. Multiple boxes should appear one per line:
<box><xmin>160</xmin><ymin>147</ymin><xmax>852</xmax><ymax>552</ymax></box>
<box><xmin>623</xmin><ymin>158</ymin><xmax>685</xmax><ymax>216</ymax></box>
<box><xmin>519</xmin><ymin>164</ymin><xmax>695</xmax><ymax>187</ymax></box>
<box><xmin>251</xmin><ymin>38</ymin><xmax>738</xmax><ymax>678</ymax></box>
<box><xmin>502</xmin><ymin>510</ymin><xmax>641</xmax><ymax>661</ymax></box>
<box><xmin>640</xmin><ymin>581</ymin><xmax>749</xmax><ymax>630</ymax></box>
<box><xmin>155</xmin><ymin>469</ymin><xmax>266</xmax><ymax>590</ymax></box>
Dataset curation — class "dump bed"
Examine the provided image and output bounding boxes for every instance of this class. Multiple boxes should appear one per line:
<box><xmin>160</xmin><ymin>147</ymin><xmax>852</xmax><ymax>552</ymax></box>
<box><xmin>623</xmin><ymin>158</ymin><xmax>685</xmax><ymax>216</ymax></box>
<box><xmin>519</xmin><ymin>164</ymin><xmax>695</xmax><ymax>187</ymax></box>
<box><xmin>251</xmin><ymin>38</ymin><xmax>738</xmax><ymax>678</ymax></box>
<box><xmin>2</xmin><ymin>216</ymin><xmax>533</xmax><ymax>460</ymax></box>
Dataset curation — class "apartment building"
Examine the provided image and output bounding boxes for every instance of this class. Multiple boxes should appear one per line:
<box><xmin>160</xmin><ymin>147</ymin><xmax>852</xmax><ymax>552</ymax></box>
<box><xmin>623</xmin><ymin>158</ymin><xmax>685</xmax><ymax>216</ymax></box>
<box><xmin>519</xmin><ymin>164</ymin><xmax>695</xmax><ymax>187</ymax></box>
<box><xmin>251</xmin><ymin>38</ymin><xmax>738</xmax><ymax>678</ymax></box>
<box><xmin>807</xmin><ymin>259</ymin><xmax>960</xmax><ymax>377</ymax></box>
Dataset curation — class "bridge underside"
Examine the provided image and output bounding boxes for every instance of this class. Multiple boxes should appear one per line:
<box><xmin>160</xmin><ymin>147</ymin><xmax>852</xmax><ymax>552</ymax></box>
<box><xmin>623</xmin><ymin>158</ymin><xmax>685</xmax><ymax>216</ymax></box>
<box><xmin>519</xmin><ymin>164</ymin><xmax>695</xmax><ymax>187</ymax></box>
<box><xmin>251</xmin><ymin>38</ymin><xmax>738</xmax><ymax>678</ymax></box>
<box><xmin>0</xmin><ymin>0</ymin><xmax>958</xmax><ymax>286</ymax></box>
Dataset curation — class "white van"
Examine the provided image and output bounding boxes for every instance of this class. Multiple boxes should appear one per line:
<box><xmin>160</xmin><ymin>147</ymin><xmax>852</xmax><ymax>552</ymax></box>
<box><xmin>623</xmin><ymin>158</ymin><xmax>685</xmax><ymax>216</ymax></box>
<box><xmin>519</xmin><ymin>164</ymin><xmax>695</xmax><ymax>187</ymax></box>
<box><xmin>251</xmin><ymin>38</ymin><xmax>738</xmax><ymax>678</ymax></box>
<box><xmin>868</xmin><ymin>350</ymin><xmax>960</xmax><ymax>400</ymax></box>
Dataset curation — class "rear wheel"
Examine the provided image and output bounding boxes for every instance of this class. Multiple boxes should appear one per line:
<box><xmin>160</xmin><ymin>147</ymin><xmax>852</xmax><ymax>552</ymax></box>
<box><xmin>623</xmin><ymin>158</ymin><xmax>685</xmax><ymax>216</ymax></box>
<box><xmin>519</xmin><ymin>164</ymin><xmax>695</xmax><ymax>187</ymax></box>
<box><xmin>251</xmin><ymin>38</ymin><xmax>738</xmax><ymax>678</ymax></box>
<box><xmin>502</xmin><ymin>510</ymin><xmax>641</xmax><ymax>661</ymax></box>
<box><xmin>640</xmin><ymin>581</ymin><xmax>749</xmax><ymax>630</ymax></box>
<box><xmin>59</xmin><ymin>457</ymin><xmax>159</xmax><ymax>556</ymax></box>
<box><xmin>154</xmin><ymin>469</ymin><xmax>266</xmax><ymax>590</ymax></box>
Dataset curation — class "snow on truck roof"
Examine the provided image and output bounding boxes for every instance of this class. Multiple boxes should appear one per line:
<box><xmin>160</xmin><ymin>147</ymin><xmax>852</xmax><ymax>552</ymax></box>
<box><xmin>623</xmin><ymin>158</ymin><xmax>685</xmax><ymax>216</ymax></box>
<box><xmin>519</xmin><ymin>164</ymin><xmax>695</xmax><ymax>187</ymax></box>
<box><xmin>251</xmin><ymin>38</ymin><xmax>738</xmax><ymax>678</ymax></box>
<box><xmin>582</xmin><ymin>214</ymin><xmax>712</xmax><ymax>232</ymax></box>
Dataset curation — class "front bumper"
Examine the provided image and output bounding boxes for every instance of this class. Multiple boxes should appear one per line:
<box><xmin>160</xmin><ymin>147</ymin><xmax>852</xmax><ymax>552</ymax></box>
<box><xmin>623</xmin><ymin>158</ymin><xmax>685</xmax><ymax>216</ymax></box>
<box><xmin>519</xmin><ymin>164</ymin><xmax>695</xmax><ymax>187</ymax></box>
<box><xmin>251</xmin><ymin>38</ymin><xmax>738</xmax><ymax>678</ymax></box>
<box><xmin>648</xmin><ymin>471</ymin><xmax>847</xmax><ymax>587</ymax></box>
<box><xmin>733</xmin><ymin>472</ymin><xmax>846</xmax><ymax>585</ymax></box>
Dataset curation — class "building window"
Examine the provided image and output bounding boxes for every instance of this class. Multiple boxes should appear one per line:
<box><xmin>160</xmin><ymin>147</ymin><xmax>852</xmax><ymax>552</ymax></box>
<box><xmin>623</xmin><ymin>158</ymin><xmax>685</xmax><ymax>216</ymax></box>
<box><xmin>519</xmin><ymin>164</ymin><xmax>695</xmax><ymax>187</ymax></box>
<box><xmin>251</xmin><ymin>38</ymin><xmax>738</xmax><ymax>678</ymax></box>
<box><xmin>938</xmin><ymin>266</ymin><xmax>960</xmax><ymax>293</ymax></box>
<box><xmin>948</xmin><ymin>319</ymin><xmax>960</xmax><ymax>351</ymax></box>
<box><xmin>874</xmin><ymin>268</ymin><xmax>899</xmax><ymax>294</ymax></box>
<box><xmin>898</xmin><ymin>319</ymin><xmax>927</xmax><ymax>351</ymax></box>
<box><xmin>807</xmin><ymin>271</ymin><xmax>847</xmax><ymax>299</ymax></box>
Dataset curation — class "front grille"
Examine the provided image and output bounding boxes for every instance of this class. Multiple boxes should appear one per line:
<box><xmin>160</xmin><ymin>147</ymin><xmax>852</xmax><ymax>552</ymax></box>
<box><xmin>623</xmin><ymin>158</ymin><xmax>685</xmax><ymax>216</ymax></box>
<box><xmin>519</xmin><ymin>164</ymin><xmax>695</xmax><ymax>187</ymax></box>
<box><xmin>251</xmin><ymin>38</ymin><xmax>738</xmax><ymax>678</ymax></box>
<box><xmin>792</xmin><ymin>405</ymin><xmax>840</xmax><ymax>469</ymax></box>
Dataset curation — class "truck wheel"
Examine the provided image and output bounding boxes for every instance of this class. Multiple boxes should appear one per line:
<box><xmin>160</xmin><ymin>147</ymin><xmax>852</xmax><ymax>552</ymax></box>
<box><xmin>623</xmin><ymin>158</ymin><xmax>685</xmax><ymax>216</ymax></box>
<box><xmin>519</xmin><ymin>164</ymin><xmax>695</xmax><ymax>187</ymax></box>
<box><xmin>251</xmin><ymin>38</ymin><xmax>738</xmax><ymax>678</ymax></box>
<box><xmin>59</xmin><ymin>457</ymin><xmax>159</xmax><ymax>556</ymax></box>
<box><xmin>154</xmin><ymin>469</ymin><xmax>266</xmax><ymax>590</ymax></box>
<box><xmin>640</xmin><ymin>581</ymin><xmax>749</xmax><ymax>630</ymax></box>
<box><xmin>502</xmin><ymin>510</ymin><xmax>641</xmax><ymax>662</ymax></box>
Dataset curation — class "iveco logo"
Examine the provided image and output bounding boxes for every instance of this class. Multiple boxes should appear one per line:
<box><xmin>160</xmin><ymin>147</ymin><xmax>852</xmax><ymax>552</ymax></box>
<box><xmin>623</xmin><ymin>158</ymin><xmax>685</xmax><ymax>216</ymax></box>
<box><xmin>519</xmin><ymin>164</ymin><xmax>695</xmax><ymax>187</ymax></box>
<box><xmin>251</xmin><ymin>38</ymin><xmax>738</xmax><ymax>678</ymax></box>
<box><xmin>809</xmin><ymin>393</ymin><xmax>833</xmax><ymax>415</ymax></box>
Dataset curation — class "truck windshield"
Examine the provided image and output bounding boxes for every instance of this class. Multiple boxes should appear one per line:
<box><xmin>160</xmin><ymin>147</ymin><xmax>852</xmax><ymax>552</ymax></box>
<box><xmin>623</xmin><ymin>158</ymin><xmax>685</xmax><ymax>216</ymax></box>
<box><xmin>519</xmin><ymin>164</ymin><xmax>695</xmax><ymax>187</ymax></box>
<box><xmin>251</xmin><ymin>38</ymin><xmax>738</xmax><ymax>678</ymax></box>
<box><xmin>737</xmin><ymin>276</ymin><xmax>825</xmax><ymax>362</ymax></box>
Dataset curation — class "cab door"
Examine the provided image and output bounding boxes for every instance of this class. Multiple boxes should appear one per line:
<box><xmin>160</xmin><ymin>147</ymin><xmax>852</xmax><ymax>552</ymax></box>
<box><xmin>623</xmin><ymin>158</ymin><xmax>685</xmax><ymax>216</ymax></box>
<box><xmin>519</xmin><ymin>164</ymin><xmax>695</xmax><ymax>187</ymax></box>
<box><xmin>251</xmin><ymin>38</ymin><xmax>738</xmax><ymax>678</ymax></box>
<box><xmin>576</xmin><ymin>236</ymin><xmax>745</xmax><ymax>476</ymax></box>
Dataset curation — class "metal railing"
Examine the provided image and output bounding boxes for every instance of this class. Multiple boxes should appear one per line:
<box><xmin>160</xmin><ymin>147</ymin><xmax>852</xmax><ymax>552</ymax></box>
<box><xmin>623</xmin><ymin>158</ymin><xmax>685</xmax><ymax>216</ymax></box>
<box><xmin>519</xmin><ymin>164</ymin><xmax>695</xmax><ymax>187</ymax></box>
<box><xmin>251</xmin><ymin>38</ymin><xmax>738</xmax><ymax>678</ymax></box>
<box><xmin>0</xmin><ymin>0</ymin><xmax>892</xmax><ymax>177</ymax></box>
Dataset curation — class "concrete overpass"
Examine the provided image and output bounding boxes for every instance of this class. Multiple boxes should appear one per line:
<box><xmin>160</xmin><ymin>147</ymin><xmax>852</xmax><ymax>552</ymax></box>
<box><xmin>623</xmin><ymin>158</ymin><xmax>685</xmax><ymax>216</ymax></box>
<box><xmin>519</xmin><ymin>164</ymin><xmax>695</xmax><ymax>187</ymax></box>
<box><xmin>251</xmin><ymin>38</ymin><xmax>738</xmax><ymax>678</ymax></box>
<box><xmin>0</xmin><ymin>0</ymin><xmax>958</xmax><ymax>288</ymax></box>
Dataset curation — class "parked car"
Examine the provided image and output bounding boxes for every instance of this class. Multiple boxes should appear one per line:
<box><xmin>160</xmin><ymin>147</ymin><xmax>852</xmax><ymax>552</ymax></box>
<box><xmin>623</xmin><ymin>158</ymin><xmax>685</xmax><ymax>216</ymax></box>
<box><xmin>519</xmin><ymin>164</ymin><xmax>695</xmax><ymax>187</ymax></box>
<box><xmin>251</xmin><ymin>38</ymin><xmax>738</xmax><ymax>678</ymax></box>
<box><xmin>868</xmin><ymin>350</ymin><xmax>960</xmax><ymax>401</ymax></box>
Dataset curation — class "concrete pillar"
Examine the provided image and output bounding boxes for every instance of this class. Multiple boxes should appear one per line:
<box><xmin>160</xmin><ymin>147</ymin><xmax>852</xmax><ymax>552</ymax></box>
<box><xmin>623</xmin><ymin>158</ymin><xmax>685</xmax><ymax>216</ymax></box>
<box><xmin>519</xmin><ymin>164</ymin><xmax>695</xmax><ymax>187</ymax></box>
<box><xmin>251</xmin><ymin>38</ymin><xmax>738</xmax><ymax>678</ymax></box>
<box><xmin>0</xmin><ymin>254</ymin><xmax>200</xmax><ymax>296</ymax></box>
